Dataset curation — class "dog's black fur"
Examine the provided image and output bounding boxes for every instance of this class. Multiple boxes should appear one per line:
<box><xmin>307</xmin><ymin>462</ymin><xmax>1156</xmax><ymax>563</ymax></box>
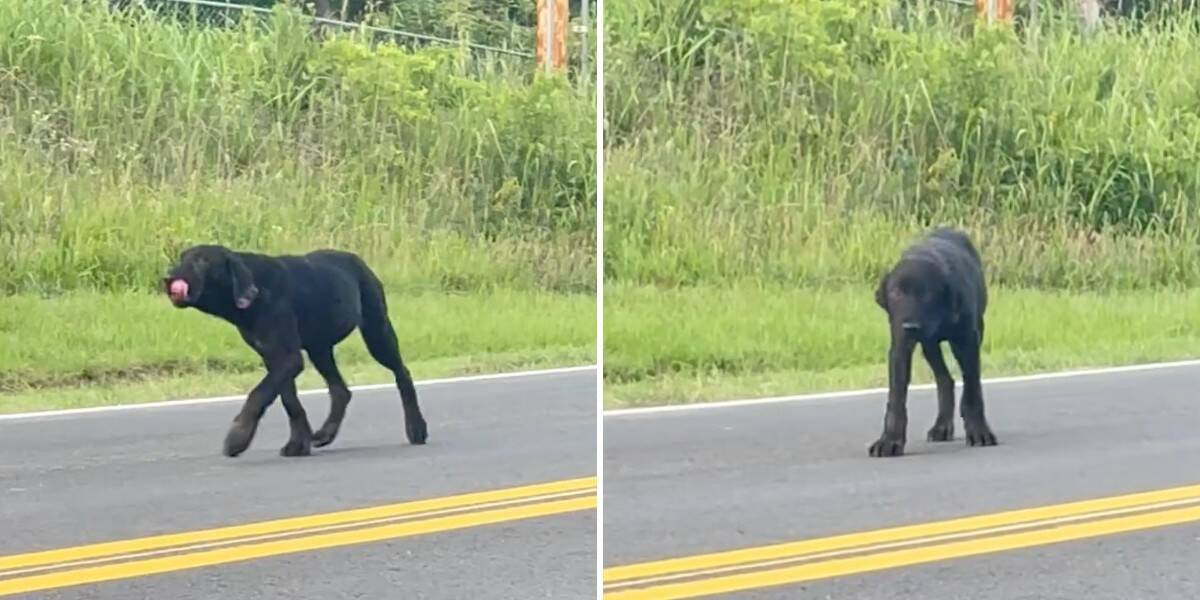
<box><xmin>164</xmin><ymin>245</ymin><xmax>428</xmax><ymax>457</ymax></box>
<box><xmin>870</xmin><ymin>228</ymin><xmax>997</xmax><ymax>457</ymax></box>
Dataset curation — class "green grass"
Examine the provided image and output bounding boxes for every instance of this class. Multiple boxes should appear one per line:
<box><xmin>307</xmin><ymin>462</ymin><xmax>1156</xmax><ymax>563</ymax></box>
<box><xmin>0</xmin><ymin>288</ymin><xmax>593</xmax><ymax>413</ymax></box>
<box><xmin>0</xmin><ymin>0</ymin><xmax>593</xmax><ymax>296</ymax></box>
<box><xmin>604</xmin><ymin>1</ymin><xmax>1200</xmax><ymax>289</ymax></box>
<box><xmin>0</xmin><ymin>0</ymin><xmax>594</xmax><ymax>411</ymax></box>
<box><xmin>602</xmin><ymin>0</ymin><xmax>1200</xmax><ymax>405</ymax></box>
<box><xmin>604</xmin><ymin>284</ymin><xmax>1200</xmax><ymax>407</ymax></box>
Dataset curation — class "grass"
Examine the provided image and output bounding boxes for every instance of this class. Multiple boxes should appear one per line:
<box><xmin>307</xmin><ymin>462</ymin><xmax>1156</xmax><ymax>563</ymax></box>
<box><xmin>0</xmin><ymin>1</ymin><xmax>595</xmax><ymax>411</ymax></box>
<box><xmin>602</xmin><ymin>0</ymin><xmax>1200</xmax><ymax>405</ymax></box>
<box><xmin>604</xmin><ymin>284</ymin><xmax>1200</xmax><ymax>407</ymax></box>
<box><xmin>604</xmin><ymin>1</ymin><xmax>1200</xmax><ymax>289</ymax></box>
<box><xmin>0</xmin><ymin>1</ymin><xmax>594</xmax><ymax>296</ymax></box>
<box><xmin>0</xmin><ymin>288</ymin><xmax>593</xmax><ymax>413</ymax></box>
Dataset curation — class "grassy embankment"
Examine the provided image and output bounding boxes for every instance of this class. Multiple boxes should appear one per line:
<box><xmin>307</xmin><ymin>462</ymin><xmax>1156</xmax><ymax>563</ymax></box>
<box><xmin>604</xmin><ymin>0</ymin><xmax>1200</xmax><ymax>407</ymax></box>
<box><xmin>0</xmin><ymin>0</ymin><xmax>595</xmax><ymax>412</ymax></box>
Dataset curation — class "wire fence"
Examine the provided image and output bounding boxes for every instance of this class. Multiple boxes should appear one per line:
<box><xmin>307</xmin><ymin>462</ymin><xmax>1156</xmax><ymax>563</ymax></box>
<box><xmin>119</xmin><ymin>0</ymin><xmax>536</xmax><ymax>58</ymax></box>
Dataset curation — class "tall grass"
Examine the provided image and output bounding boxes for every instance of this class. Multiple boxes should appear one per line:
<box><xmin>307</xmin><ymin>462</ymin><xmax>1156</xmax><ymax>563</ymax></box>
<box><xmin>0</xmin><ymin>0</ymin><xmax>595</xmax><ymax>295</ymax></box>
<box><xmin>605</xmin><ymin>0</ymin><xmax>1200</xmax><ymax>289</ymax></box>
<box><xmin>603</xmin><ymin>0</ymin><xmax>1200</xmax><ymax>403</ymax></box>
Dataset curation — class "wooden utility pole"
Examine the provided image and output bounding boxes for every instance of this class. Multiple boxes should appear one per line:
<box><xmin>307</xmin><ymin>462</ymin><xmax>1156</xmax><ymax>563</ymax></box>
<box><xmin>536</xmin><ymin>0</ymin><xmax>568</xmax><ymax>73</ymax></box>
<box><xmin>975</xmin><ymin>0</ymin><xmax>1013</xmax><ymax>23</ymax></box>
<box><xmin>579</xmin><ymin>0</ymin><xmax>589</xmax><ymax>81</ymax></box>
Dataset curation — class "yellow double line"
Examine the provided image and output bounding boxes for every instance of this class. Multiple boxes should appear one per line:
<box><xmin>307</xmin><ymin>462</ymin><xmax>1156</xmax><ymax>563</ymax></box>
<box><xmin>604</xmin><ymin>482</ymin><xmax>1200</xmax><ymax>599</ymax></box>
<box><xmin>0</xmin><ymin>476</ymin><xmax>595</xmax><ymax>597</ymax></box>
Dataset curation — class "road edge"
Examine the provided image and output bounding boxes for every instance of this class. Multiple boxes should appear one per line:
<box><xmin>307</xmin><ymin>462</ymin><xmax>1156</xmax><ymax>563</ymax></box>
<box><xmin>603</xmin><ymin>358</ymin><xmax>1200</xmax><ymax>417</ymax></box>
<box><xmin>0</xmin><ymin>365</ymin><xmax>597</xmax><ymax>421</ymax></box>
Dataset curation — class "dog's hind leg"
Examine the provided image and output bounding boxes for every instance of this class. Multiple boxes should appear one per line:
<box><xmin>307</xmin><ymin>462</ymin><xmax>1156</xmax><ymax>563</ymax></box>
<box><xmin>950</xmin><ymin>333</ymin><xmax>998</xmax><ymax>448</ymax></box>
<box><xmin>278</xmin><ymin>380</ymin><xmax>313</xmax><ymax>457</ymax></box>
<box><xmin>359</xmin><ymin>283</ymin><xmax>428</xmax><ymax>445</ymax></box>
<box><xmin>309</xmin><ymin>347</ymin><xmax>352</xmax><ymax>448</ymax></box>
<box><xmin>921</xmin><ymin>341</ymin><xmax>956</xmax><ymax>442</ymax></box>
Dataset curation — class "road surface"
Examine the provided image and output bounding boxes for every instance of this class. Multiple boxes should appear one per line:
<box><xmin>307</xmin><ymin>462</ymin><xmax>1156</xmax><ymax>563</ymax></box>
<box><xmin>0</xmin><ymin>367</ymin><xmax>597</xmax><ymax>599</ymax></box>
<box><xmin>603</xmin><ymin>361</ymin><xmax>1200</xmax><ymax>599</ymax></box>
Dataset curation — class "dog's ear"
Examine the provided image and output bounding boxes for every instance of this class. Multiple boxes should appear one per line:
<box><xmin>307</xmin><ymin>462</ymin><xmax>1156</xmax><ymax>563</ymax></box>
<box><xmin>874</xmin><ymin>273</ymin><xmax>889</xmax><ymax>310</ymax></box>
<box><xmin>227</xmin><ymin>254</ymin><xmax>259</xmax><ymax>309</ymax></box>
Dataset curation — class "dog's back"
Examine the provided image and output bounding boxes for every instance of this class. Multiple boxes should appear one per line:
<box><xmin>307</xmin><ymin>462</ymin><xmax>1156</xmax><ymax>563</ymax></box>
<box><xmin>262</xmin><ymin>250</ymin><xmax>380</xmax><ymax>345</ymax></box>
<box><xmin>926</xmin><ymin>227</ymin><xmax>981</xmax><ymax>265</ymax></box>
<box><xmin>898</xmin><ymin>228</ymin><xmax>986</xmax><ymax>316</ymax></box>
<box><xmin>276</xmin><ymin>249</ymin><xmax>370</xmax><ymax>287</ymax></box>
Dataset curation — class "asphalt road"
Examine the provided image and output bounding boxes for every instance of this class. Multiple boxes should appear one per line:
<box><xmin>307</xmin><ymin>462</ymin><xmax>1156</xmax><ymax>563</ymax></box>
<box><xmin>0</xmin><ymin>367</ymin><xmax>597</xmax><ymax>600</ymax></box>
<box><xmin>603</xmin><ymin>362</ymin><xmax>1200</xmax><ymax>599</ymax></box>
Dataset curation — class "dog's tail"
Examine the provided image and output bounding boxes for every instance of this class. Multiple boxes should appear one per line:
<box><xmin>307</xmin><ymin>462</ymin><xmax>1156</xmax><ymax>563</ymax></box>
<box><xmin>353</xmin><ymin>258</ymin><xmax>389</xmax><ymax>330</ymax></box>
<box><xmin>357</xmin><ymin>268</ymin><xmax>389</xmax><ymax>336</ymax></box>
<box><xmin>354</xmin><ymin>259</ymin><xmax>420</xmax><ymax>413</ymax></box>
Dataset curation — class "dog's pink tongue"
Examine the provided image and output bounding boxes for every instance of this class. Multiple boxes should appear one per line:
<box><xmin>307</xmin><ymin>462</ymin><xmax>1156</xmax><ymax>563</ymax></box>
<box><xmin>168</xmin><ymin>279</ymin><xmax>189</xmax><ymax>301</ymax></box>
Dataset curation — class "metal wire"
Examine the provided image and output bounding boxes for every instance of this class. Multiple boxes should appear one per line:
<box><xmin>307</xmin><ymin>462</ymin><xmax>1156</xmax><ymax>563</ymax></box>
<box><xmin>142</xmin><ymin>0</ymin><xmax>535</xmax><ymax>58</ymax></box>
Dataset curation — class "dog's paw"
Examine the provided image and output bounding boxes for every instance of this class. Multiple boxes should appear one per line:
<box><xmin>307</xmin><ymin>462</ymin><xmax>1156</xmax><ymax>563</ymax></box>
<box><xmin>868</xmin><ymin>437</ymin><xmax>905</xmax><ymax>457</ymax></box>
<box><xmin>965</xmin><ymin>426</ymin><xmax>998</xmax><ymax>447</ymax></box>
<box><xmin>223</xmin><ymin>421</ymin><xmax>257</xmax><ymax>457</ymax></box>
<box><xmin>312</xmin><ymin>425</ymin><xmax>339</xmax><ymax>448</ymax></box>
<box><xmin>927</xmin><ymin>421</ymin><xmax>955</xmax><ymax>442</ymax></box>
<box><xmin>407</xmin><ymin>417</ymin><xmax>428</xmax><ymax>445</ymax></box>
<box><xmin>280</xmin><ymin>437</ymin><xmax>312</xmax><ymax>457</ymax></box>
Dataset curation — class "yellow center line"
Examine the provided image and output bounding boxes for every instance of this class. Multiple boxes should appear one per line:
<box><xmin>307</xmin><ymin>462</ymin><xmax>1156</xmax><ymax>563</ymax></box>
<box><xmin>0</xmin><ymin>488</ymin><xmax>594</xmax><ymax>579</ymax></box>
<box><xmin>0</xmin><ymin>494</ymin><xmax>596</xmax><ymax>597</ymax></box>
<box><xmin>0</xmin><ymin>476</ymin><xmax>596</xmax><ymax>573</ymax></box>
<box><xmin>607</xmin><ymin>495</ymin><xmax>1200</xmax><ymax>590</ymax></box>
<box><xmin>604</xmin><ymin>503</ymin><xmax>1200</xmax><ymax>599</ymax></box>
<box><xmin>604</xmin><ymin>482</ymin><xmax>1200</xmax><ymax>584</ymax></box>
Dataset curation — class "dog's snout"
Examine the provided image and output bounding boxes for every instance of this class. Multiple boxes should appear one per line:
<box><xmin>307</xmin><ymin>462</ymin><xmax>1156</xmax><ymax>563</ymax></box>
<box><xmin>901</xmin><ymin>321</ymin><xmax>921</xmax><ymax>331</ymax></box>
<box><xmin>169</xmin><ymin>279</ymin><xmax>189</xmax><ymax>299</ymax></box>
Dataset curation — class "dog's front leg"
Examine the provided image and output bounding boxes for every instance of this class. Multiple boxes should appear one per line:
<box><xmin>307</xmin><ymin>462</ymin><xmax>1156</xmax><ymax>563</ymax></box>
<box><xmin>951</xmin><ymin>331</ymin><xmax>997</xmax><ymax>448</ymax></box>
<box><xmin>871</xmin><ymin>334</ymin><xmax>916</xmax><ymax>457</ymax></box>
<box><xmin>224</xmin><ymin>352</ymin><xmax>304</xmax><ymax>458</ymax></box>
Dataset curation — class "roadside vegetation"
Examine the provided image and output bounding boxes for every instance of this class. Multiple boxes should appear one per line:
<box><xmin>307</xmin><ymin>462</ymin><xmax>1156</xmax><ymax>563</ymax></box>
<box><xmin>0</xmin><ymin>0</ymin><xmax>595</xmax><ymax>411</ymax></box>
<box><xmin>604</xmin><ymin>0</ymin><xmax>1200</xmax><ymax>406</ymax></box>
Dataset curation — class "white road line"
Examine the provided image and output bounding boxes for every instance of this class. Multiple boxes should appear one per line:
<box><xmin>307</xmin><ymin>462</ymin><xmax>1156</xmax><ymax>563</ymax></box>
<box><xmin>0</xmin><ymin>365</ymin><xmax>596</xmax><ymax>422</ymax></box>
<box><xmin>603</xmin><ymin>359</ymin><xmax>1200</xmax><ymax>417</ymax></box>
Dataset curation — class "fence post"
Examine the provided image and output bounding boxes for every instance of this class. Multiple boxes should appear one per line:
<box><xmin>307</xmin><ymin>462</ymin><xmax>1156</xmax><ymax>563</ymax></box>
<box><xmin>536</xmin><ymin>0</ymin><xmax>568</xmax><ymax>73</ymax></box>
<box><xmin>1079</xmin><ymin>0</ymin><xmax>1101</xmax><ymax>32</ymax></box>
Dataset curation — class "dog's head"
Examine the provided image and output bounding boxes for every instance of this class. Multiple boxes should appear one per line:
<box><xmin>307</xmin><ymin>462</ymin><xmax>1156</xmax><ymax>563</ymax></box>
<box><xmin>163</xmin><ymin>245</ymin><xmax>258</xmax><ymax>310</ymax></box>
<box><xmin>875</xmin><ymin>258</ymin><xmax>959</xmax><ymax>341</ymax></box>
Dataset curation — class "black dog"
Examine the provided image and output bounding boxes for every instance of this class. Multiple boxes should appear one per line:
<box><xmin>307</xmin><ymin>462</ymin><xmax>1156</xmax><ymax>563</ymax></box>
<box><xmin>870</xmin><ymin>228</ymin><xmax>997</xmax><ymax>457</ymax></box>
<box><xmin>164</xmin><ymin>245</ymin><xmax>428</xmax><ymax>457</ymax></box>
